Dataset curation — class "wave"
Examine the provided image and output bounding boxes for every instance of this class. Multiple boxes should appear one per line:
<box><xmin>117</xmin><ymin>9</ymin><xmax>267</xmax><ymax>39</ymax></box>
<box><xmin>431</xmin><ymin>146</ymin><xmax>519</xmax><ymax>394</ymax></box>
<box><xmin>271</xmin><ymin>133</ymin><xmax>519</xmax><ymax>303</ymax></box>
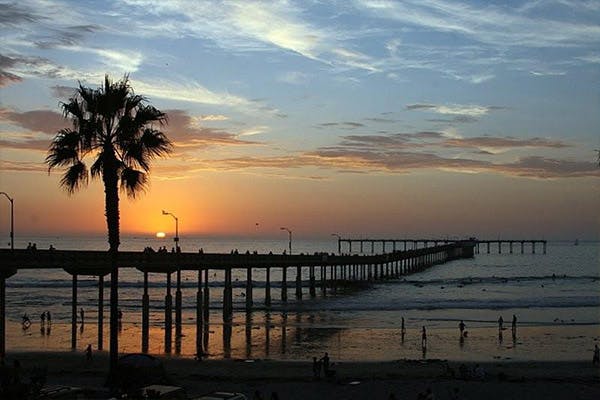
<box><xmin>388</xmin><ymin>275</ymin><xmax>599</xmax><ymax>287</ymax></box>
<box><xmin>6</xmin><ymin>274</ymin><xmax>598</xmax><ymax>290</ymax></box>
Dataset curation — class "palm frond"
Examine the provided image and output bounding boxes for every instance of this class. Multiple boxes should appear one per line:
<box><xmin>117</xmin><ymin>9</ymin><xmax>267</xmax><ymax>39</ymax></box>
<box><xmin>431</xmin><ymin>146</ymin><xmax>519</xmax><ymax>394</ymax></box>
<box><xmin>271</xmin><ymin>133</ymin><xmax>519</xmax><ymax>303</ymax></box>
<box><xmin>60</xmin><ymin>161</ymin><xmax>88</xmax><ymax>194</ymax></box>
<box><xmin>120</xmin><ymin>167</ymin><xmax>147</xmax><ymax>198</ymax></box>
<box><xmin>46</xmin><ymin>129</ymin><xmax>81</xmax><ymax>169</ymax></box>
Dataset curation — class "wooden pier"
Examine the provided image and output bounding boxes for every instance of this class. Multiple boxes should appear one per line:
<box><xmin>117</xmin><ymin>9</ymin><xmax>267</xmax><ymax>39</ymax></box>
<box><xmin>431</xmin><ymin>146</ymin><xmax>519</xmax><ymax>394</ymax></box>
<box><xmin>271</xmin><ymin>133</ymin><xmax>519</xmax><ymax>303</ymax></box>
<box><xmin>338</xmin><ymin>238</ymin><xmax>547</xmax><ymax>255</ymax></box>
<box><xmin>0</xmin><ymin>241</ymin><xmax>475</xmax><ymax>358</ymax></box>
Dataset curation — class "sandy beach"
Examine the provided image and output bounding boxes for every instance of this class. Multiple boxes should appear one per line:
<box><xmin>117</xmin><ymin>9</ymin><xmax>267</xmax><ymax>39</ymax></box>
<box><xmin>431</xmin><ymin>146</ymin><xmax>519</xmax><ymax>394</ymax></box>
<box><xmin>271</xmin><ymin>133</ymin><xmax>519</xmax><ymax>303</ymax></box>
<box><xmin>3</xmin><ymin>351</ymin><xmax>600</xmax><ymax>399</ymax></box>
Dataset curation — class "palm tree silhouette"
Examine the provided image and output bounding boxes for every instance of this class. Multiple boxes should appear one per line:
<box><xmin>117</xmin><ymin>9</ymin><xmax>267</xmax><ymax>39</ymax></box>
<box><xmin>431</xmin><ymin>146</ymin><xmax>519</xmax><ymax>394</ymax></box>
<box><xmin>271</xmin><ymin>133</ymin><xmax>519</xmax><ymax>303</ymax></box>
<box><xmin>46</xmin><ymin>74</ymin><xmax>172</xmax><ymax>380</ymax></box>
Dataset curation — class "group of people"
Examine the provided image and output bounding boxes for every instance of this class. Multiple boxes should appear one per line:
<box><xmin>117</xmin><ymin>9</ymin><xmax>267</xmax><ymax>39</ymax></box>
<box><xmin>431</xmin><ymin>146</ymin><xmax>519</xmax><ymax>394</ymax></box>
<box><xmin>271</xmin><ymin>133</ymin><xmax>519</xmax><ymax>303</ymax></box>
<box><xmin>456</xmin><ymin>314</ymin><xmax>518</xmax><ymax>341</ymax></box>
<box><xmin>312</xmin><ymin>352</ymin><xmax>333</xmax><ymax>379</ymax></box>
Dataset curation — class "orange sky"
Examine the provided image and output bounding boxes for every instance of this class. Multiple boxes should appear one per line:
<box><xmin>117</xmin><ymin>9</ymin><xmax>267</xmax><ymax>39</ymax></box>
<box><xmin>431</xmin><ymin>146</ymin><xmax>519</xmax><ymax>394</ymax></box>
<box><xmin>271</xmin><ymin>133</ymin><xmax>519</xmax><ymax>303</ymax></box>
<box><xmin>1</xmin><ymin>165</ymin><xmax>598</xmax><ymax>240</ymax></box>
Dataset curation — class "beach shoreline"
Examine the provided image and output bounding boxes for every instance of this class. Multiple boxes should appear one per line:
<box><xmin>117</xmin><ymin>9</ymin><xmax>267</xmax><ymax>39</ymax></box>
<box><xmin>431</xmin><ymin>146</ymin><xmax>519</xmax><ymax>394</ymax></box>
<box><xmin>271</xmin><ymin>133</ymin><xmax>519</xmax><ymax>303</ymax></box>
<box><xmin>3</xmin><ymin>351</ymin><xmax>600</xmax><ymax>399</ymax></box>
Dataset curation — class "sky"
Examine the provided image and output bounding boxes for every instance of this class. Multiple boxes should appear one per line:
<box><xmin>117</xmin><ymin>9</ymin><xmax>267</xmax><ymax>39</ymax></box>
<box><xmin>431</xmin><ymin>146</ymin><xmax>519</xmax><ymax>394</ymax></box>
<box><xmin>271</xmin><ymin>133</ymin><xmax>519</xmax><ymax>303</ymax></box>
<box><xmin>0</xmin><ymin>0</ymin><xmax>599</xmax><ymax>241</ymax></box>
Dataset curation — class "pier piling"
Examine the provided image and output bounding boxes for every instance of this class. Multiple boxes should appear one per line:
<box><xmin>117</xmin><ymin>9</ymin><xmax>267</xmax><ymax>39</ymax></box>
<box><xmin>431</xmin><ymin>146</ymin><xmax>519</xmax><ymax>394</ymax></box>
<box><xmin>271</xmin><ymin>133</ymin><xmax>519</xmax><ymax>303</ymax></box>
<box><xmin>165</xmin><ymin>272</ymin><xmax>173</xmax><ymax>354</ymax></box>
<box><xmin>141</xmin><ymin>272</ymin><xmax>149</xmax><ymax>353</ymax></box>
<box><xmin>71</xmin><ymin>273</ymin><xmax>77</xmax><ymax>350</ymax></box>
<box><xmin>98</xmin><ymin>275</ymin><xmax>104</xmax><ymax>351</ymax></box>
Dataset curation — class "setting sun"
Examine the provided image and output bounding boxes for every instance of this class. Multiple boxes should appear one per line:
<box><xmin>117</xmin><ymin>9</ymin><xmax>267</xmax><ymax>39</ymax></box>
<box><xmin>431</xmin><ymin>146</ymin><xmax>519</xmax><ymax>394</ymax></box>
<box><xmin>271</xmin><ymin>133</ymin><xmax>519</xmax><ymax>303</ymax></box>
<box><xmin>156</xmin><ymin>232</ymin><xmax>166</xmax><ymax>238</ymax></box>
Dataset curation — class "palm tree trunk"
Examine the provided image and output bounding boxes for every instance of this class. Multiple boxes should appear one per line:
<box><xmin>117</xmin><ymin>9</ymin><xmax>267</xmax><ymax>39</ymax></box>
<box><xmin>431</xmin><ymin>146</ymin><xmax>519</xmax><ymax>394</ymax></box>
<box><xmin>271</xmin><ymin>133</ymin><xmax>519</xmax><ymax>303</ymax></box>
<box><xmin>103</xmin><ymin>158</ymin><xmax>120</xmax><ymax>383</ymax></box>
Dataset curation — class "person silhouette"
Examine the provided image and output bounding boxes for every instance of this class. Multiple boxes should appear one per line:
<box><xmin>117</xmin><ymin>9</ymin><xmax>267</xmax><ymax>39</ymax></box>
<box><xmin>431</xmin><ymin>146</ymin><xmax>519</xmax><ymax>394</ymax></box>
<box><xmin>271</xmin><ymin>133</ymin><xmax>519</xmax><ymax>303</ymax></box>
<box><xmin>401</xmin><ymin>317</ymin><xmax>406</xmax><ymax>341</ymax></box>
<box><xmin>593</xmin><ymin>344</ymin><xmax>599</xmax><ymax>366</ymax></box>
<box><xmin>459</xmin><ymin>320</ymin><xmax>466</xmax><ymax>337</ymax></box>
<box><xmin>511</xmin><ymin>314</ymin><xmax>517</xmax><ymax>338</ymax></box>
<box><xmin>498</xmin><ymin>316</ymin><xmax>504</xmax><ymax>331</ymax></box>
<box><xmin>85</xmin><ymin>344</ymin><xmax>92</xmax><ymax>362</ymax></box>
<box><xmin>421</xmin><ymin>326</ymin><xmax>427</xmax><ymax>349</ymax></box>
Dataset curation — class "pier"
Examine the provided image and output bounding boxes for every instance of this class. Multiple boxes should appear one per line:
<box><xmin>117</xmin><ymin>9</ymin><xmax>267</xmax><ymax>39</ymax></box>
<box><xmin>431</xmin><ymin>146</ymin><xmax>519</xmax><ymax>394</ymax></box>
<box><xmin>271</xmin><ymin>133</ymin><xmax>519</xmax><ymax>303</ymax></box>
<box><xmin>0</xmin><ymin>241</ymin><xmax>475</xmax><ymax>358</ymax></box>
<box><xmin>338</xmin><ymin>238</ymin><xmax>547</xmax><ymax>255</ymax></box>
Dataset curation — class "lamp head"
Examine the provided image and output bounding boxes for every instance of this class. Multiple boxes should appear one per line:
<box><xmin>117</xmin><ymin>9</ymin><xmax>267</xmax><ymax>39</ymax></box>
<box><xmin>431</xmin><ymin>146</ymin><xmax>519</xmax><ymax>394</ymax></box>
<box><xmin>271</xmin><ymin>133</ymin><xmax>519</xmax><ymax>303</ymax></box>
<box><xmin>162</xmin><ymin>210</ymin><xmax>168</xmax><ymax>215</ymax></box>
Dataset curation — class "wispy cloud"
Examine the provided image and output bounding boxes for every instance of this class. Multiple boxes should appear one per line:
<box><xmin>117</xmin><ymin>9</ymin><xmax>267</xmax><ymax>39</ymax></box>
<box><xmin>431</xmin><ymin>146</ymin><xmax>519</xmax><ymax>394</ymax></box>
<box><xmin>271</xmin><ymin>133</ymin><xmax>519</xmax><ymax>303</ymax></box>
<box><xmin>353</xmin><ymin>0</ymin><xmax>600</xmax><ymax>48</ymax></box>
<box><xmin>406</xmin><ymin>103</ymin><xmax>505</xmax><ymax>117</ymax></box>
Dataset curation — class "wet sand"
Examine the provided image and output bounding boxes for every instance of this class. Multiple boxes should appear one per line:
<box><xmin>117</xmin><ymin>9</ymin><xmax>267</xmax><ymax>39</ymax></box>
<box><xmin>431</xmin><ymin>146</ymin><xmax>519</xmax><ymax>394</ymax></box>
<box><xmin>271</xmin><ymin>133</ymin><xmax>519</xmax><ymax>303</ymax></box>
<box><xmin>7</xmin><ymin>319</ymin><xmax>599</xmax><ymax>362</ymax></box>
<box><xmin>3</xmin><ymin>351</ymin><xmax>600</xmax><ymax>399</ymax></box>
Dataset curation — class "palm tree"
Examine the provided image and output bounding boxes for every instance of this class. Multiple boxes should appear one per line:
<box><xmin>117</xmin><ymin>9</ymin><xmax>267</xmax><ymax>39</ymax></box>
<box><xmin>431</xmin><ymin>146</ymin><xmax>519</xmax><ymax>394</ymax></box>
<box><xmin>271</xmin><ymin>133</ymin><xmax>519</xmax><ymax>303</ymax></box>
<box><xmin>46</xmin><ymin>75</ymin><xmax>172</xmax><ymax>379</ymax></box>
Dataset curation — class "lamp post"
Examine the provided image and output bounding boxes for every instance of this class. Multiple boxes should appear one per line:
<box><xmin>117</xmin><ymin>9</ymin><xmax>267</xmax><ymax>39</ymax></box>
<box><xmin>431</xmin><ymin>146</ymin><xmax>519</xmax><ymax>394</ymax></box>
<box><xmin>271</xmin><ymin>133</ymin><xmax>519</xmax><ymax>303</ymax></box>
<box><xmin>280</xmin><ymin>227</ymin><xmax>292</xmax><ymax>255</ymax></box>
<box><xmin>0</xmin><ymin>192</ymin><xmax>13</xmax><ymax>250</ymax></box>
<box><xmin>162</xmin><ymin>210</ymin><xmax>179</xmax><ymax>251</ymax></box>
<box><xmin>331</xmin><ymin>233</ymin><xmax>341</xmax><ymax>254</ymax></box>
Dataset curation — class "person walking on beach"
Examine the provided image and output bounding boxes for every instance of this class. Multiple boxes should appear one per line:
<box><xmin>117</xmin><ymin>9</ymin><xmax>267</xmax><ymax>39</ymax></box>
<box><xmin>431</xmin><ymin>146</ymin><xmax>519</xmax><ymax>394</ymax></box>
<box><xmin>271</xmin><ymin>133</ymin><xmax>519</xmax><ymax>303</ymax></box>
<box><xmin>593</xmin><ymin>344</ymin><xmax>599</xmax><ymax>366</ymax></box>
<box><xmin>46</xmin><ymin>311</ymin><xmax>52</xmax><ymax>324</ymax></box>
<box><xmin>401</xmin><ymin>317</ymin><xmax>406</xmax><ymax>340</ymax></box>
<box><xmin>312</xmin><ymin>356</ymin><xmax>322</xmax><ymax>379</ymax></box>
<box><xmin>421</xmin><ymin>326</ymin><xmax>427</xmax><ymax>349</ymax></box>
<box><xmin>40</xmin><ymin>312</ymin><xmax>46</xmax><ymax>327</ymax></box>
<box><xmin>459</xmin><ymin>320</ymin><xmax>466</xmax><ymax>337</ymax></box>
<box><xmin>321</xmin><ymin>352</ymin><xmax>330</xmax><ymax>374</ymax></box>
<box><xmin>80</xmin><ymin>308</ymin><xmax>85</xmax><ymax>324</ymax></box>
<box><xmin>498</xmin><ymin>316</ymin><xmax>504</xmax><ymax>331</ymax></box>
<box><xmin>511</xmin><ymin>314</ymin><xmax>517</xmax><ymax>338</ymax></box>
<box><xmin>85</xmin><ymin>344</ymin><xmax>93</xmax><ymax>362</ymax></box>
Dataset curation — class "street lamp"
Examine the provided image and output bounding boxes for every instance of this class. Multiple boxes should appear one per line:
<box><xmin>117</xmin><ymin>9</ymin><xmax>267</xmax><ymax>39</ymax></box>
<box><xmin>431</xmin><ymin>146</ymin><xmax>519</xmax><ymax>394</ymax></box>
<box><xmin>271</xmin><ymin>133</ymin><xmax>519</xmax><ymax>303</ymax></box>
<box><xmin>280</xmin><ymin>227</ymin><xmax>292</xmax><ymax>255</ymax></box>
<box><xmin>162</xmin><ymin>210</ymin><xmax>179</xmax><ymax>251</ymax></box>
<box><xmin>331</xmin><ymin>233</ymin><xmax>341</xmax><ymax>254</ymax></box>
<box><xmin>0</xmin><ymin>192</ymin><xmax>14</xmax><ymax>250</ymax></box>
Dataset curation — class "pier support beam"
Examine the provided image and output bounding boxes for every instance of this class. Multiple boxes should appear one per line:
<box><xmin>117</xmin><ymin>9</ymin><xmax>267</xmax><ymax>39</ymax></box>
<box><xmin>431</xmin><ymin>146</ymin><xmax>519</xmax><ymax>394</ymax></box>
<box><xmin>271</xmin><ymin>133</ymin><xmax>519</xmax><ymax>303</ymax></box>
<box><xmin>246</xmin><ymin>267</ymin><xmax>253</xmax><ymax>312</ymax></box>
<box><xmin>203</xmin><ymin>269</ymin><xmax>209</xmax><ymax>325</ymax></box>
<box><xmin>295</xmin><ymin>266</ymin><xmax>302</xmax><ymax>299</ymax></box>
<box><xmin>543</xmin><ymin>242</ymin><xmax>547</xmax><ymax>254</ymax></box>
<box><xmin>521</xmin><ymin>241</ymin><xmax>524</xmax><ymax>254</ymax></box>
<box><xmin>165</xmin><ymin>272</ymin><xmax>172</xmax><ymax>354</ymax></box>
<box><xmin>196</xmin><ymin>270</ymin><xmax>203</xmax><ymax>357</ymax></box>
<box><xmin>71</xmin><ymin>273</ymin><xmax>77</xmax><ymax>350</ymax></box>
<box><xmin>223</xmin><ymin>269</ymin><xmax>233</xmax><ymax>322</ymax></box>
<box><xmin>98</xmin><ymin>275</ymin><xmax>104</xmax><ymax>351</ymax></box>
<box><xmin>265</xmin><ymin>267</ymin><xmax>271</xmax><ymax>306</ymax></box>
<box><xmin>141</xmin><ymin>272</ymin><xmax>149</xmax><ymax>353</ymax></box>
<box><xmin>309</xmin><ymin>266</ymin><xmax>316</xmax><ymax>297</ymax></box>
<box><xmin>281</xmin><ymin>267</ymin><xmax>288</xmax><ymax>301</ymax></box>
<box><xmin>532</xmin><ymin>242</ymin><xmax>536</xmax><ymax>254</ymax></box>
<box><xmin>175</xmin><ymin>269</ymin><xmax>182</xmax><ymax>354</ymax></box>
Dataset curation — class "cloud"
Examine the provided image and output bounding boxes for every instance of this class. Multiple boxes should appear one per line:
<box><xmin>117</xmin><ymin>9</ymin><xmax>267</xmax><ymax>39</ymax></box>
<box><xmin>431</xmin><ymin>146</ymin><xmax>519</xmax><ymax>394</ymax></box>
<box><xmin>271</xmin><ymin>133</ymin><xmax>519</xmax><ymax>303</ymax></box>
<box><xmin>427</xmin><ymin>115</ymin><xmax>479</xmax><ymax>124</ymax></box>
<box><xmin>0</xmin><ymin>160</ymin><xmax>47</xmax><ymax>173</ymax></box>
<box><xmin>33</xmin><ymin>24</ymin><xmax>101</xmax><ymax>49</ymax></box>
<box><xmin>317</xmin><ymin>121</ymin><xmax>365</xmax><ymax>129</ymax></box>
<box><xmin>278</xmin><ymin>71</ymin><xmax>310</xmax><ymax>85</ymax></box>
<box><xmin>0</xmin><ymin>108</ymin><xmax>67</xmax><ymax>135</ymax></box>
<box><xmin>196</xmin><ymin>114</ymin><xmax>229</xmax><ymax>122</ymax></box>
<box><xmin>406</xmin><ymin>103</ymin><xmax>505</xmax><ymax>117</ymax></box>
<box><xmin>0</xmin><ymin>107</ymin><xmax>259</xmax><ymax>153</ymax></box>
<box><xmin>0</xmin><ymin>70</ymin><xmax>22</xmax><ymax>87</ymax></box>
<box><xmin>0</xmin><ymin>2</ymin><xmax>40</xmax><ymax>26</ymax></box>
<box><xmin>164</xmin><ymin>109</ymin><xmax>261</xmax><ymax>149</ymax></box>
<box><xmin>50</xmin><ymin>85</ymin><xmax>76</xmax><ymax>98</ymax></box>
<box><xmin>353</xmin><ymin>0</ymin><xmax>600</xmax><ymax>48</ymax></box>
<box><xmin>442</xmin><ymin>136</ymin><xmax>570</xmax><ymax>150</ymax></box>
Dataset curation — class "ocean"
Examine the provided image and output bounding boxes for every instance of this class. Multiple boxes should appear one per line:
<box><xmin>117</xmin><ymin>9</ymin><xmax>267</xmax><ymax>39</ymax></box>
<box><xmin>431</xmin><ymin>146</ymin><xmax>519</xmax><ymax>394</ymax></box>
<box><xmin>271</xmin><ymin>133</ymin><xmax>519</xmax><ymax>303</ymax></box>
<box><xmin>5</xmin><ymin>236</ymin><xmax>600</xmax><ymax>362</ymax></box>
